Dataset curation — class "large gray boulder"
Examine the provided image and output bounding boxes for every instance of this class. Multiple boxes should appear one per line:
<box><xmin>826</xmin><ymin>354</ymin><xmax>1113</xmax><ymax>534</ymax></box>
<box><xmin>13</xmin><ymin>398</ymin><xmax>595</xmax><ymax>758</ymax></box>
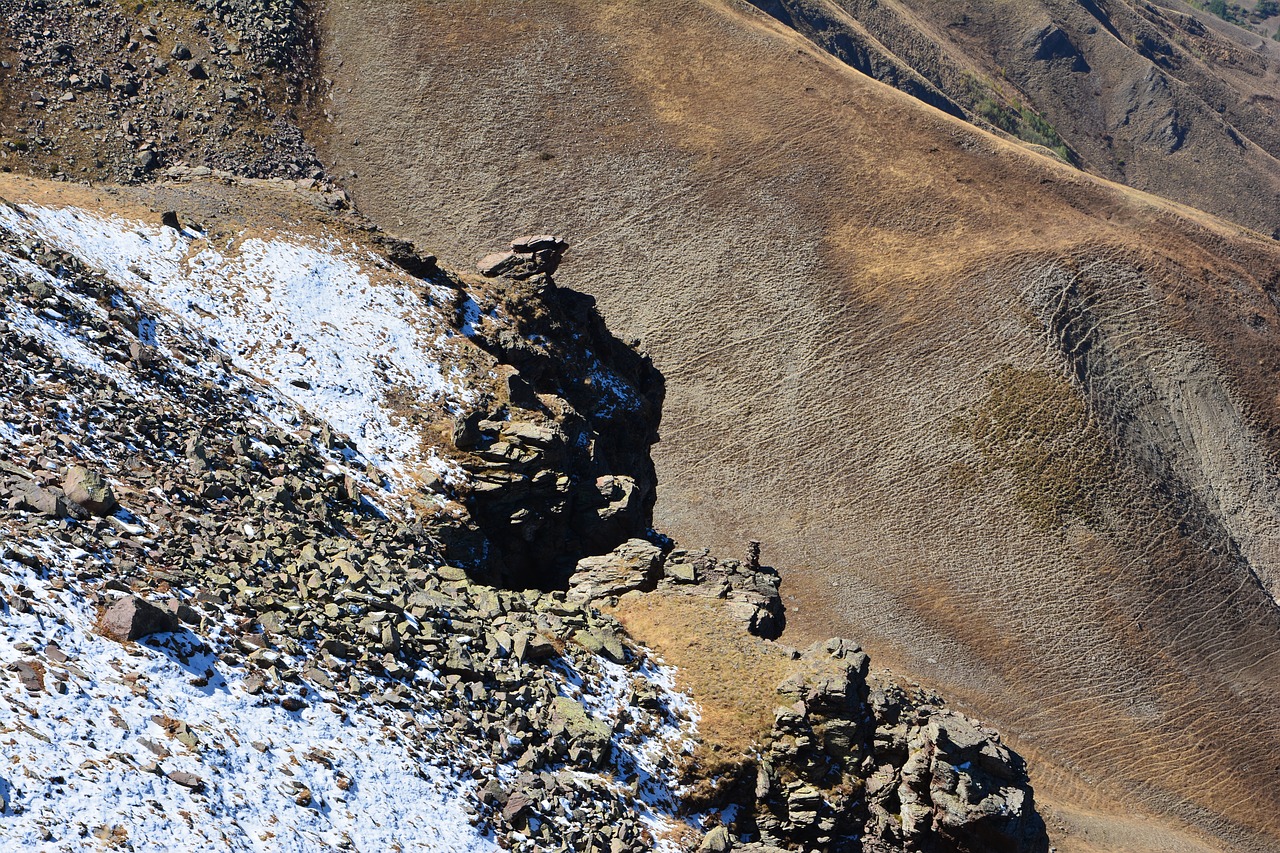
<box><xmin>63</xmin><ymin>466</ymin><xmax>116</xmax><ymax>516</ymax></box>
<box><xmin>567</xmin><ymin>538</ymin><xmax>662</xmax><ymax>602</ymax></box>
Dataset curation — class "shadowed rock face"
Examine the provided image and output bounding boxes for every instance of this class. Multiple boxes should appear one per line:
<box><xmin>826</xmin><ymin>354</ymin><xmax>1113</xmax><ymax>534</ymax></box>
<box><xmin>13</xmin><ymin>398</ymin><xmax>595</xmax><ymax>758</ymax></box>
<box><xmin>310</xmin><ymin>1</ymin><xmax>1280</xmax><ymax>850</ymax></box>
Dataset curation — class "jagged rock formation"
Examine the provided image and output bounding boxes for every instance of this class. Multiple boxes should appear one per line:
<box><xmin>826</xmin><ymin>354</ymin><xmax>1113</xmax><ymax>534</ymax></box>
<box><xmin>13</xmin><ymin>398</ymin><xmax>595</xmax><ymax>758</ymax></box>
<box><xmin>0</xmin><ymin>174</ymin><xmax>1043</xmax><ymax>851</ymax></box>
<box><xmin>754</xmin><ymin>640</ymin><xmax>1045</xmax><ymax>853</ymax></box>
<box><xmin>448</xmin><ymin>234</ymin><xmax>662</xmax><ymax>587</ymax></box>
<box><xmin>569</xmin><ymin>542</ymin><xmax>1045</xmax><ymax>852</ymax></box>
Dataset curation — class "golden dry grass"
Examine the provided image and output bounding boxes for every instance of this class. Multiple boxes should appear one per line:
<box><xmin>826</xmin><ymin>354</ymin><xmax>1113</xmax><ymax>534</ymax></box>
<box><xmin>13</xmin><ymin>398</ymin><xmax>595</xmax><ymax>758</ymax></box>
<box><xmin>607</xmin><ymin>591</ymin><xmax>840</xmax><ymax>795</ymax></box>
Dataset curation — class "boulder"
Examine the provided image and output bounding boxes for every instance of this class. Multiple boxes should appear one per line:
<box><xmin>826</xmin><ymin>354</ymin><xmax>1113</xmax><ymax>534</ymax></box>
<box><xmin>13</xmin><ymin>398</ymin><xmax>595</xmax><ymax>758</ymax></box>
<box><xmin>549</xmin><ymin>696</ymin><xmax>612</xmax><ymax>766</ymax></box>
<box><xmin>699</xmin><ymin>826</ymin><xmax>732</xmax><ymax>852</ymax></box>
<box><xmin>101</xmin><ymin>596</ymin><xmax>179</xmax><ymax>642</ymax></box>
<box><xmin>568</xmin><ymin>538</ymin><xmax>663</xmax><ymax>601</ymax></box>
<box><xmin>9</xmin><ymin>480</ymin><xmax>70</xmax><ymax>518</ymax></box>
<box><xmin>166</xmin><ymin>770</ymin><xmax>204</xmax><ymax>791</ymax></box>
<box><xmin>8</xmin><ymin>661</ymin><xmax>44</xmax><ymax>693</ymax></box>
<box><xmin>63</xmin><ymin>466</ymin><xmax>117</xmax><ymax>516</ymax></box>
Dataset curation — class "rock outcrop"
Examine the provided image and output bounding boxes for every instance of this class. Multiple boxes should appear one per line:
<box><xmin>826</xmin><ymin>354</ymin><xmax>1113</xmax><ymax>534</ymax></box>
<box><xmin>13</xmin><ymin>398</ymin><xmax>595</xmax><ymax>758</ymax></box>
<box><xmin>453</xmin><ymin>237</ymin><xmax>663</xmax><ymax>589</ymax></box>
<box><xmin>743</xmin><ymin>640</ymin><xmax>1046</xmax><ymax>853</ymax></box>
<box><xmin>0</xmin><ymin>176</ymin><xmax>1045</xmax><ymax>852</ymax></box>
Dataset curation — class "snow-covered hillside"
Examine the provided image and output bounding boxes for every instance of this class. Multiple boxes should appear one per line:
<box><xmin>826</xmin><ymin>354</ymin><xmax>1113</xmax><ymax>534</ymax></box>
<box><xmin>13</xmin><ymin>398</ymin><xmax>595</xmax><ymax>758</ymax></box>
<box><xmin>0</xmin><ymin>540</ymin><xmax>499</xmax><ymax>853</ymax></box>
<box><xmin>0</xmin><ymin>191</ymin><xmax>705</xmax><ymax>852</ymax></box>
<box><xmin>0</xmin><ymin>200</ymin><xmax>478</xmax><ymax>486</ymax></box>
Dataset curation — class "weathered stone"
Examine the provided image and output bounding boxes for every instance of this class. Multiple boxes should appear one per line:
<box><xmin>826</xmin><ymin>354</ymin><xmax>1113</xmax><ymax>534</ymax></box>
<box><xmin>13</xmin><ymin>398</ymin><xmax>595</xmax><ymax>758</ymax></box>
<box><xmin>9</xmin><ymin>660</ymin><xmax>43</xmax><ymax>693</ymax></box>
<box><xmin>477</xmin><ymin>251</ymin><xmax>524</xmax><ymax>278</ymax></box>
<box><xmin>666</xmin><ymin>561</ymin><xmax>698</xmax><ymax>583</ymax></box>
<box><xmin>568</xmin><ymin>539</ymin><xmax>662</xmax><ymax>601</ymax></box>
<box><xmin>509</xmin><ymin>235</ymin><xmax>568</xmax><ymax>254</ymax></box>
<box><xmin>513</xmin><ymin>632</ymin><xmax>558</xmax><ymax>662</ymax></box>
<box><xmin>594</xmin><ymin>475</ymin><xmax>638</xmax><ymax>521</ymax></box>
<box><xmin>502</xmin><ymin>788</ymin><xmax>534</xmax><ymax>823</ymax></box>
<box><xmin>9</xmin><ymin>480</ymin><xmax>70</xmax><ymax>517</ymax></box>
<box><xmin>166</xmin><ymin>770</ymin><xmax>204</xmax><ymax>791</ymax></box>
<box><xmin>699</xmin><ymin>826</ymin><xmax>732</xmax><ymax>852</ymax></box>
<box><xmin>101</xmin><ymin>596</ymin><xmax>178</xmax><ymax>642</ymax></box>
<box><xmin>549</xmin><ymin>697</ymin><xmax>612</xmax><ymax>766</ymax></box>
<box><xmin>63</xmin><ymin>466</ymin><xmax>116</xmax><ymax>515</ymax></box>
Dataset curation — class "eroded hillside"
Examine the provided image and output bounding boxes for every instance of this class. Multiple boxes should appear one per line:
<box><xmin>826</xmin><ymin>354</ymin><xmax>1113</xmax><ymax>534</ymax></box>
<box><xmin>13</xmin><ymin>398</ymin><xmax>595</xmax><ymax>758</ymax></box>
<box><xmin>6</xmin><ymin>0</ymin><xmax>1280</xmax><ymax>850</ymax></box>
<box><xmin>0</xmin><ymin>171</ymin><xmax>1050</xmax><ymax>852</ymax></box>
<box><xmin>307</xmin><ymin>2</ymin><xmax>1280</xmax><ymax>851</ymax></box>
<box><xmin>747</xmin><ymin>0</ymin><xmax>1280</xmax><ymax>240</ymax></box>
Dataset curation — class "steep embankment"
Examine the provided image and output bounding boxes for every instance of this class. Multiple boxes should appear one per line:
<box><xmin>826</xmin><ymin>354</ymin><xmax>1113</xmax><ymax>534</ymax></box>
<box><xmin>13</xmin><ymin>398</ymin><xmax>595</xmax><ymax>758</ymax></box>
<box><xmin>311</xmin><ymin>1</ymin><xmax>1280</xmax><ymax>851</ymax></box>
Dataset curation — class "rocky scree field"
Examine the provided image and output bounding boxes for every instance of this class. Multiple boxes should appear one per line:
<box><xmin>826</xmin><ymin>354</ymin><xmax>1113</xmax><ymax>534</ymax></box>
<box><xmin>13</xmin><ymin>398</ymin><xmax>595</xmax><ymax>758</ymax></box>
<box><xmin>1</xmin><ymin>0</ymin><xmax>323</xmax><ymax>185</ymax></box>
<box><xmin>0</xmin><ymin>172</ymin><xmax>1044</xmax><ymax>852</ymax></box>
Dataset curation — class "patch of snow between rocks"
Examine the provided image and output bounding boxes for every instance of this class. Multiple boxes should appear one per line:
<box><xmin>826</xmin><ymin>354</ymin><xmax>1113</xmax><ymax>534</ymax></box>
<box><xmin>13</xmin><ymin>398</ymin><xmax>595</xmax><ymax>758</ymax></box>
<box><xmin>0</xmin><ymin>203</ymin><xmax>472</xmax><ymax>485</ymax></box>
<box><xmin>0</xmin><ymin>537</ymin><xmax>500</xmax><ymax>853</ymax></box>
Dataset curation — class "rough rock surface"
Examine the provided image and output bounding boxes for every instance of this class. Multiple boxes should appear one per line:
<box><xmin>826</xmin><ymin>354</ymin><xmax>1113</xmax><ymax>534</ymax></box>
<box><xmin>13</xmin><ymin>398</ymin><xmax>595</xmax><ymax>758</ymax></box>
<box><xmin>100</xmin><ymin>595</ymin><xmax>180</xmax><ymax>642</ymax></box>
<box><xmin>62</xmin><ymin>465</ymin><xmax>116</xmax><ymax>516</ymax></box>
<box><xmin>569</xmin><ymin>538</ymin><xmax>663</xmax><ymax>601</ymax></box>
<box><xmin>457</xmin><ymin>240</ymin><xmax>663</xmax><ymax>588</ymax></box>
<box><xmin>0</xmin><ymin>0</ymin><xmax>323</xmax><ymax>183</ymax></box>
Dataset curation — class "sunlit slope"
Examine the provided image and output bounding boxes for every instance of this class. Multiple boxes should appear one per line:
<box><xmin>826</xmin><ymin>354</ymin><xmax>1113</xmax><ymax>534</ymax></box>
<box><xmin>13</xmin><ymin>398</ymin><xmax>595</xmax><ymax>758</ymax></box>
<box><xmin>311</xmin><ymin>1</ymin><xmax>1280</xmax><ymax>850</ymax></box>
<box><xmin>746</xmin><ymin>0</ymin><xmax>1280</xmax><ymax>239</ymax></box>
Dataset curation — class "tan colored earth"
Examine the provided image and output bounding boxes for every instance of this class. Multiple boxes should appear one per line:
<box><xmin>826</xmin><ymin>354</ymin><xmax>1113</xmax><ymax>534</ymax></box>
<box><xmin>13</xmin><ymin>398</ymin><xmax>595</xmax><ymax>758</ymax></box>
<box><xmin>307</xmin><ymin>1</ymin><xmax>1280</xmax><ymax>850</ymax></box>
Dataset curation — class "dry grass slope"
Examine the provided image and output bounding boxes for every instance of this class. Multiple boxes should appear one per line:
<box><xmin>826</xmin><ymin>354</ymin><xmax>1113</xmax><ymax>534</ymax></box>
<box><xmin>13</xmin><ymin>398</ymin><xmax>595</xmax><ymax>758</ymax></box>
<box><xmin>306</xmin><ymin>1</ymin><xmax>1280</xmax><ymax>850</ymax></box>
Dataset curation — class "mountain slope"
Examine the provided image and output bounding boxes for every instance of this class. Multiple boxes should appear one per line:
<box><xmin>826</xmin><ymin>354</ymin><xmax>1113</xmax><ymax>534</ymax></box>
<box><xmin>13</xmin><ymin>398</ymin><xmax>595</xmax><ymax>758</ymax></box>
<box><xmin>746</xmin><ymin>0</ymin><xmax>1280</xmax><ymax>239</ymax></box>
<box><xmin>308</xmin><ymin>1</ymin><xmax>1280</xmax><ymax>850</ymax></box>
<box><xmin>0</xmin><ymin>173</ymin><xmax>694</xmax><ymax>852</ymax></box>
<box><xmin>0</xmin><ymin>171</ymin><xmax>1047</xmax><ymax>852</ymax></box>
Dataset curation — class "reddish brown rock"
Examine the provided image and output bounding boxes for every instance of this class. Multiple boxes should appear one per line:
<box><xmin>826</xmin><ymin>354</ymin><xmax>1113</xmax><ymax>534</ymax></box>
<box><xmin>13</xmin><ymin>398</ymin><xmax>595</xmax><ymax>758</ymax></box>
<box><xmin>101</xmin><ymin>596</ymin><xmax>179</xmax><ymax>642</ymax></box>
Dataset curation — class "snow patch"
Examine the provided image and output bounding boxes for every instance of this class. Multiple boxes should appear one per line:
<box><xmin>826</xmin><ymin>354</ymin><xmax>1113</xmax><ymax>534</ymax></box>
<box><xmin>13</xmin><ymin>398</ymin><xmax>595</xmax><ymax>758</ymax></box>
<box><xmin>0</xmin><ymin>538</ymin><xmax>500</xmax><ymax>853</ymax></box>
<box><xmin>0</xmin><ymin>203</ymin><xmax>473</xmax><ymax>482</ymax></box>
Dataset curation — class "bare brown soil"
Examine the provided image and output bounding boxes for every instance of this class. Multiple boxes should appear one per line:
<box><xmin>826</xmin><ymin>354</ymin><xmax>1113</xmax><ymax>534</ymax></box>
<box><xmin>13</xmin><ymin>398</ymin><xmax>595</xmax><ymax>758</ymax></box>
<box><xmin>309</xmin><ymin>2</ymin><xmax>1280</xmax><ymax>850</ymax></box>
<box><xmin>608</xmin><ymin>593</ymin><xmax>813</xmax><ymax>769</ymax></box>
